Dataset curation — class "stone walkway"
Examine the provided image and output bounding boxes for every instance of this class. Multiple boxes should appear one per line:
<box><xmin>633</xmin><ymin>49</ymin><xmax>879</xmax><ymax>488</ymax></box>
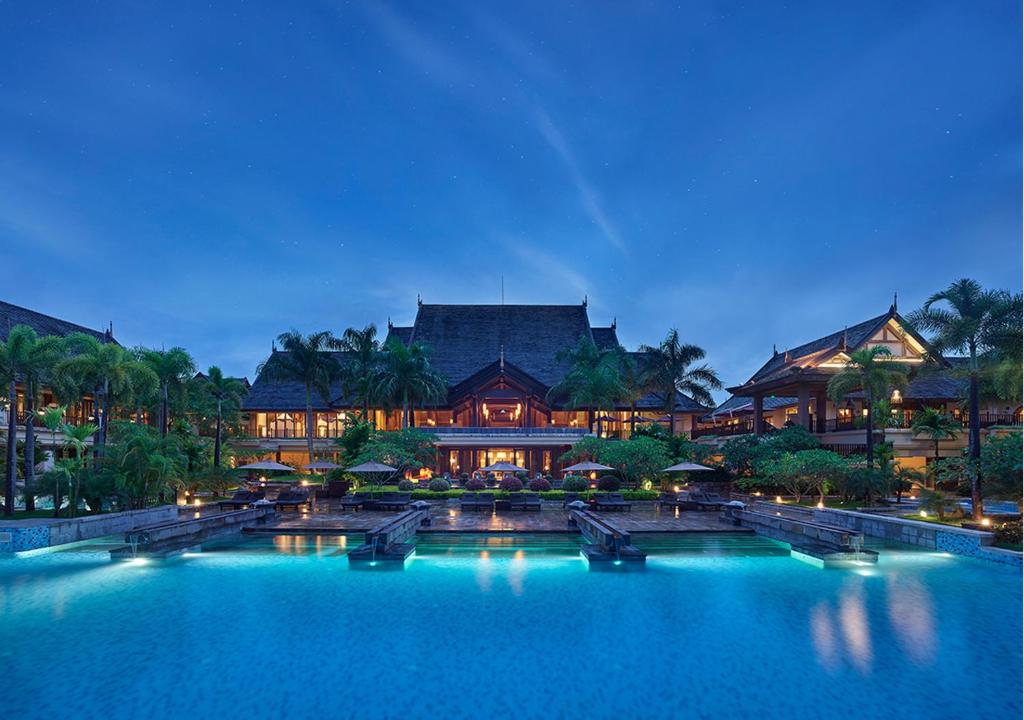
<box><xmin>253</xmin><ymin>501</ymin><xmax>736</xmax><ymax>534</ymax></box>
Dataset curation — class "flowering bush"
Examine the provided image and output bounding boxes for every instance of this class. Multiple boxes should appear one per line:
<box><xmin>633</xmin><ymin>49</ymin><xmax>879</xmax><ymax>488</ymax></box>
<box><xmin>429</xmin><ymin>478</ymin><xmax>452</xmax><ymax>492</ymax></box>
<box><xmin>499</xmin><ymin>476</ymin><xmax>524</xmax><ymax>492</ymax></box>
<box><xmin>528</xmin><ymin>477</ymin><xmax>552</xmax><ymax>491</ymax></box>
<box><xmin>562</xmin><ymin>475</ymin><xmax>588</xmax><ymax>492</ymax></box>
<box><xmin>464</xmin><ymin>478</ymin><xmax>486</xmax><ymax>491</ymax></box>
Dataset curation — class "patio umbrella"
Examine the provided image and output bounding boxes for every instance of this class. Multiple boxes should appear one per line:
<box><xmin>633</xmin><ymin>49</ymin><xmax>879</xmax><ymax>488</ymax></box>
<box><xmin>237</xmin><ymin>461</ymin><xmax>296</xmax><ymax>472</ymax></box>
<box><xmin>480</xmin><ymin>461</ymin><xmax>528</xmax><ymax>474</ymax></box>
<box><xmin>346</xmin><ymin>461</ymin><xmax>399</xmax><ymax>493</ymax></box>
<box><xmin>662</xmin><ymin>462</ymin><xmax>714</xmax><ymax>473</ymax></box>
<box><xmin>302</xmin><ymin>461</ymin><xmax>341</xmax><ymax>471</ymax></box>
<box><xmin>562</xmin><ymin>461</ymin><xmax>614</xmax><ymax>473</ymax></box>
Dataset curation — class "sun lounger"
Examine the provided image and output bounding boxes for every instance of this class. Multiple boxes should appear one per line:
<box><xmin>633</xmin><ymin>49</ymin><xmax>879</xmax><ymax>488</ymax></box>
<box><xmin>338</xmin><ymin>492</ymin><xmax>373</xmax><ymax>510</ymax></box>
<box><xmin>218</xmin><ymin>490</ymin><xmax>265</xmax><ymax>510</ymax></box>
<box><xmin>460</xmin><ymin>492</ymin><xmax>495</xmax><ymax>511</ymax></box>
<box><xmin>593</xmin><ymin>493</ymin><xmax>631</xmax><ymax>512</ymax></box>
<box><xmin>690</xmin><ymin>491</ymin><xmax>729</xmax><ymax>510</ymax></box>
<box><xmin>659</xmin><ymin>492</ymin><xmax>698</xmax><ymax>510</ymax></box>
<box><xmin>275</xmin><ymin>488</ymin><xmax>310</xmax><ymax>511</ymax></box>
<box><xmin>374</xmin><ymin>492</ymin><xmax>412</xmax><ymax>510</ymax></box>
<box><xmin>508</xmin><ymin>492</ymin><xmax>541</xmax><ymax>511</ymax></box>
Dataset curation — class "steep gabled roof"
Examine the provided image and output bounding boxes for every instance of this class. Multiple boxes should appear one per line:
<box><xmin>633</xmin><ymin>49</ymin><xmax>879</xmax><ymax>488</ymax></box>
<box><xmin>242</xmin><ymin>351</ymin><xmax>355</xmax><ymax>410</ymax></box>
<box><xmin>403</xmin><ymin>303</ymin><xmax>597</xmax><ymax>387</ymax></box>
<box><xmin>0</xmin><ymin>300</ymin><xmax>115</xmax><ymax>344</ymax></box>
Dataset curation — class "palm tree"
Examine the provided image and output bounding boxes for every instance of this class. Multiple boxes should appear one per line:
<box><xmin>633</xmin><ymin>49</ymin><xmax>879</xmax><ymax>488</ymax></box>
<box><xmin>338</xmin><ymin>324</ymin><xmax>381</xmax><ymax>420</ymax></box>
<box><xmin>910</xmin><ymin>407</ymin><xmax>961</xmax><ymax>487</ymax></box>
<box><xmin>827</xmin><ymin>346</ymin><xmax>908</xmax><ymax>468</ymax></box>
<box><xmin>141</xmin><ymin>347</ymin><xmax>195</xmax><ymax>436</ymax></box>
<box><xmin>62</xmin><ymin>421</ymin><xmax>99</xmax><ymax>517</ymax></box>
<box><xmin>201</xmin><ymin>366</ymin><xmax>247</xmax><ymax>467</ymax></box>
<box><xmin>40</xmin><ymin>405</ymin><xmax>67</xmax><ymax>516</ymax></box>
<box><xmin>908</xmin><ymin>279</ymin><xmax>1020</xmax><ymax>519</ymax></box>
<box><xmin>546</xmin><ymin>336</ymin><xmax>627</xmax><ymax>434</ymax></box>
<box><xmin>54</xmin><ymin>333</ymin><xmax>138</xmax><ymax>461</ymax></box>
<box><xmin>125</xmin><ymin>348</ymin><xmax>161</xmax><ymax>424</ymax></box>
<box><xmin>372</xmin><ymin>338</ymin><xmax>447</xmax><ymax>429</ymax></box>
<box><xmin>0</xmin><ymin>325</ymin><xmax>64</xmax><ymax>515</ymax></box>
<box><xmin>256</xmin><ymin>331</ymin><xmax>343</xmax><ymax>464</ymax></box>
<box><xmin>618</xmin><ymin>352</ymin><xmax>655</xmax><ymax>437</ymax></box>
<box><xmin>639</xmin><ymin>329</ymin><xmax>722</xmax><ymax>435</ymax></box>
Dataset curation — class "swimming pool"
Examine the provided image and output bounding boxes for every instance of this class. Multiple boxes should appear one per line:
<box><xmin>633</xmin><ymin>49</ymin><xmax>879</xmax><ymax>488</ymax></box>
<box><xmin>1</xmin><ymin>533</ymin><xmax>1019</xmax><ymax>720</ymax></box>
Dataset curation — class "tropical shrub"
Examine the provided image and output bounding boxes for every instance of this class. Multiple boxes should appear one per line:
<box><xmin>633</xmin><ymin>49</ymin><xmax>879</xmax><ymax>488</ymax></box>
<box><xmin>397</xmin><ymin>479</ymin><xmax>415</xmax><ymax>491</ymax></box>
<box><xmin>464</xmin><ymin>477</ymin><xmax>486</xmax><ymax>491</ymax></box>
<box><xmin>528</xmin><ymin>477</ymin><xmax>552</xmax><ymax>491</ymax></box>
<box><xmin>499</xmin><ymin>476</ymin><xmax>523</xmax><ymax>492</ymax></box>
<box><xmin>562</xmin><ymin>475</ymin><xmax>588</xmax><ymax>492</ymax></box>
<box><xmin>597</xmin><ymin>475</ymin><xmax>621</xmax><ymax>491</ymax></box>
<box><xmin>429</xmin><ymin>477</ymin><xmax>451</xmax><ymax>492</ymax></box>
<box><xmin>993</xmin><ymin>520</ymin><xmax>1022</xmax><ymax>548</ymax></box>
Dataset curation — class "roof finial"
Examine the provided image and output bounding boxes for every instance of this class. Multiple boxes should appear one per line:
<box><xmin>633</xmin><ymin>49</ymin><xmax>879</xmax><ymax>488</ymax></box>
<box><xmin>773</xmin><ymin>343</ymin><xmax>778</xmax><ymax>356</ymax></box>
<box><xmin>784</xmin><ymin>348</ymin><xmax>791</xmax><ymax>362</ymax></box>
<box><xmin>500</xmin><ymin>344</ymin><xmax>505</xmax><ymax>371</ymax></box>
<box><xmin>891</xmin><ymin>291</ymin><xmax>898</xmax><ymax>314</ymax></box>
<box><xmin>272</xmin><ymin>340</ymin><xmax>277</xmax><ymax>352</ymax></box>
<box><xmin>583</xmin><ymin>294</ymin><xmax>588</xmax><ymax>307</ymax></box>
<box><xmin>611</xmin><ymin>316</ymin><xmax>617</xmax><ymax>330</ymax></box>
<box><xmin>417</xmin><ymin>293</ymin><xmax>422</xmax><ymax>306</ymax></box>
<box><xmin>840</xmin><ymin>326</ymin><xmax>848</xmax><ymax>351</ymax></box>
<box><xmin>387</xmin><ymin>316</ymin><xmax>393</xmax><ymax>331</ymax></box>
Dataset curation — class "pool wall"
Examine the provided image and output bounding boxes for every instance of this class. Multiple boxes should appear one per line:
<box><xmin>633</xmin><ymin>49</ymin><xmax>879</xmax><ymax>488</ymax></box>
<box><xmin>0</xmin><ymin>505</ymin><xmax>178</xmax><ymax>553</ymax></box>
<box><xmin>815</xmin><ymin>508</ymin><xmax>1021</xmax><ymax>566</ymax></box>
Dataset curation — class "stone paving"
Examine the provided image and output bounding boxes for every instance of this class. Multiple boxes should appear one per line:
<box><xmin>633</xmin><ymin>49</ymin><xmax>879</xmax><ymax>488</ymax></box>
<box><xmin>253</xmin><ymin>501</ymin><xmax>736</xmax><ymax>534</ymax></box>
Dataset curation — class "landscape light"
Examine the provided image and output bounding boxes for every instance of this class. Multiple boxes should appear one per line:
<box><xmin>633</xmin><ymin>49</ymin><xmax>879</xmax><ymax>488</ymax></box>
<box><xmin>981</xmin><ymin>518</ymin><xmax>991</xmax><ymax>527</ymax></box>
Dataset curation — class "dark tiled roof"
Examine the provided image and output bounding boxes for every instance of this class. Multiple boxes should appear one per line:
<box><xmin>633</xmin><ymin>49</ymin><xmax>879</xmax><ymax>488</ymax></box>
<box><xmin>242</xmin><ymin>351</ymin><xmax>354</xmax><ymax>410</ymax></box>
<box><xmin>706</xmin><ymin>395</ymin><xmax>797</xmax><ymax>420</ymax></box>
<box><xmin>636</xmin><ymin>391</ymin><xmax>709</xmax><ymax>413</ymax></box>
<box><xmin>406</xmin><ymin>303</ymin><xmax>596</xmax><ymax>387</ymax></box>
<box><xmin>591</xmin><ymin>327</ymin><xmax>619</xmax><ymax>351</ymax></box>
<box><xmin>0</xmin><ymin>300</ymin><xmax>115</xmax><ymax>343</ymax></box>
<box><xmin>746</xmin><ymin>312</ymin><xmax>890</xmax><ymax>385</ymax></box>
<box><xmin>385</xmin><ymin>325</ymin><xmax>413</xmax><ymax>346</ymax></box>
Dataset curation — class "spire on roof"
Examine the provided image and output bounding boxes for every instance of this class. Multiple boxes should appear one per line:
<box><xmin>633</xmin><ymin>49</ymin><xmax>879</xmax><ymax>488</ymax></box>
<box><xmin>784</xmin><ymin>348</ymin><xmax>791</xmax><ymax>362</ymax></box>
<box><xmin>387</xmin><ymin>317</ymin><xmax>393</xmax><ymax>331</ymax></box>
<box><xmin>417</xmin><ymin>293</ymin><xmax>422</xmax><ymax>306</ymax></box>
<box><xmin>890</xmin><ymin>292</ymin><xmax>898</xmax><ymax>314</ymax></box>
<box><xmin>582</xmin><ymin>295</ymin><xmax>588</xmax><ymax>307</ymax></box>
<box><xmin>611</xmin><ymin>317</ymin><xmax>616</xmax><ymax>330</ymax></box>
<box><xmin>773</xmin><ymin>343</ymin><xmax>778</xmax><ymax>356</ymax></box>
<box><xmin>839</xmin><ymin>327</ymin><xmax>848</xmax><ymax>351</ymax></box>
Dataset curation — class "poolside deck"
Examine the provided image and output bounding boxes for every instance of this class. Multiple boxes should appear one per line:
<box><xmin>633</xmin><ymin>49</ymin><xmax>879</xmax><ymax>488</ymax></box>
<box><xmin>240</xmin><ymin>502</ymin><xmax>739</xmax><ymax>535</ymax></box>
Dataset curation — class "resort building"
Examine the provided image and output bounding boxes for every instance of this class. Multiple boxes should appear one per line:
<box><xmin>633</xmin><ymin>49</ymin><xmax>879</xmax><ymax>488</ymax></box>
<box><xmin>240</xmin><ymin>301</ymin><xmax>709</xmax><ymax>474</ymax></box>
<box><xmin>696</xmin><ymin>300</ymin><xmax>1022</xmax><ymax>469</ymax></box>
<box><xmin>0</xmin><ymin>300</ymin><xmax>116</xmax><ymax>453</ymax></box>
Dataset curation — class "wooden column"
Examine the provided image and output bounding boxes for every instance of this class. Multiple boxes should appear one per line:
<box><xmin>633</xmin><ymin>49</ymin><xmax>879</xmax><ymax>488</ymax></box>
<box><xmin>815</xmin><ymin>393</ymin><xmax>828</xmax><ymax>433</ymax></box>
<box><xmin>753</xmin><ymin>394</ymin><xmax>764</xmax><ymax>436</ymax></box>
<box><xmin>797</xmin><ymin>385</ymin><xmax>811</xmax><ymax>431</ymax></box>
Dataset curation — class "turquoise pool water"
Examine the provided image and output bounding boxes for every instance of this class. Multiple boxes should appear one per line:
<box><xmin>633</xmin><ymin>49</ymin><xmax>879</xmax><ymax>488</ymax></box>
<box><xmin>1</xmin><ymin>533</ymin><xmax>1019</xmax><ymax>720</ymax></box>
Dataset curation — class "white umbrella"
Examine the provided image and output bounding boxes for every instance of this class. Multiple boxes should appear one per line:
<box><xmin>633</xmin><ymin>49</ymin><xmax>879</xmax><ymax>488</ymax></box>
<box><xmin>302</xmin><ymin>461</ymin><xmax>341</xmax><ymax>470</ymax></box>
<box><xmin>562</xmin><ymin>461</ymin><xmax>614</xmax><ymax>473</ymax></box>
<box><xmin>237</xmin><ymin>461</ymin><xmax>296</xmax><ymax>472</ymax></box>
<box><xmin>480</xmin><ymin>462</ymin><xmax>528</xmax><ymax>474</ymax></box>
<box><xmin>662</xmin><ymin>462</ymin><xmax>714</xmax><ymax>472</ymax></box>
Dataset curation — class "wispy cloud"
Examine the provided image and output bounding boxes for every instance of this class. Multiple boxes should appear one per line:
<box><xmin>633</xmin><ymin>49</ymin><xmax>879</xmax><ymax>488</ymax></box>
<box><xmin>533</xmin><ymin>107</ymin><xmax>625</xmax><ymax>252</ymax></box>
<box><xmin>500</xmin><ymin>235</ymin><xmax>593</xmax><ymax>303</ymax></box>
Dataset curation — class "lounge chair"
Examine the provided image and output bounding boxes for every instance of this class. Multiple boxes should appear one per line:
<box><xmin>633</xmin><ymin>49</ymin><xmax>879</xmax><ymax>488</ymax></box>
<box><xmin>375</xmin><ymin>492</ymin><xmax>412</xmax><ymax>510</ymax></box>
<box><xmin>218</xmin><ymin>490</ymin><xmax>265</xmax><ymax>510</ymax></box>
<box><xmin>315</xmin><ymin>480</ymin><xmax>351</xmax><ymax>501</ymax></box>
<box><xmin>508</xmin><ymin>492</ymin><xmax>542</xmax><ymax>511</ymax></box>
<box><xmin>659</xmin><ymin>492</ymin><xmax>698</xmax><ymax>511</ymax></box>
<box><xmin>338</xmin><ymin>492</ymin><xmax>373</xmax><ymax>510</ymax></box>
<box><xmin>593</xmin><ymin>493</ymin><xmax>632</xmax><ymax>512</ymax></box>
<box><xmin>275</xmin><ymin>488</ymin><xmax>310</xmax><ymax>511</ymax></box>
<box><xmin>460</xmin><ymin>492</ymin><xmax>495</xmax><ymax>511</ymax></box>
<box><xmin>690</xmin><ymin>491</ymin><xmax>729</xmax><ymax>510</ymax></box>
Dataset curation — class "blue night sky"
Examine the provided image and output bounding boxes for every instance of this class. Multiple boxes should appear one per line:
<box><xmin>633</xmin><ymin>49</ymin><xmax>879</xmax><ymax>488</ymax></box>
<box><xmin>1</xmin><ymin>2</ymin><xmax>1020</xmax><ymax>401</ymax></box>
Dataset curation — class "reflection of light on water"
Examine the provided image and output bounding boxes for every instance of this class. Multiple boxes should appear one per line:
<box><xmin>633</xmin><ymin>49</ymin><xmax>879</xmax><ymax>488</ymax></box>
<box><xmin>337</xmin><ymin>536</ymin><xmax>347</xmax><ymax>549</ymax></box>
<box><xmin>810</xmin><ymin>602</ymin><xmax>839</xmax><ymax>671</ymax></box>
<box><xmin>476</xmin><ymin>550</ymin><xmax>492</xmax><ymax>593</ymax></box>
<box><xmin>508</xmin><ymin>549</ymin><xmax>526</xmax><ymax>595</ymax></box>
<box><xmin>839</xmin><ymin>583</ymin><xmax>873</xmax><ymax>673</ymax></box>
<box><xmin>886</xmin><ymin>575</ymin><xmax>936</xmax><ymax>665</ymax></box>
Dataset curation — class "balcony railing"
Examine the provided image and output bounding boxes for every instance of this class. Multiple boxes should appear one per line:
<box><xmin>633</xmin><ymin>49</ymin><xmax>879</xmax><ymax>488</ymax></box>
<box><xmin>692</xmin><ymin>420</ymin><xmax>755</xmax><ymax>439</ymax></box>
<box><xmin>434</xmin><ymin>426</ymin><xmax>589</xmax><ymax>437</ymax></box>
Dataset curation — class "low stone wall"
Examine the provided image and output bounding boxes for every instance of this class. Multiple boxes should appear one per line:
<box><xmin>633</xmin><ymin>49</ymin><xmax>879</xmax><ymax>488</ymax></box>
<box><xmin>0</xmin><ymin>505</ymin><xmax>179</xmax><ymax>553</ymax></box>
<box><xmin>813</xmin><ymin>508</ymin><xmax>1021</xmax><ymax>566</ymax></box>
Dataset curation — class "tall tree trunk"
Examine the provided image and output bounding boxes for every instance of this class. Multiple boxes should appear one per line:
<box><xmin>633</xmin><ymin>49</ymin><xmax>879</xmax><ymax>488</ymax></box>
<box><xmin>402</xmin><ymin>392</ymin><xmax>410</xmax><ymax>429</ymax></box>
<box><xmin>135</xmin><ymin>405</ymin><xmax>144</xmax><ymax>425</ymax></box>
<box><xmin>305</xmin><ymin>387</ymin><xmax>315</xmax><ymax>467</ymax></box>
<box><xmin>4</xmin><ymin>380</ymin><xmax>17</xmax><ymax>515</ymax></box>
<box><xmin>214</xmin><ymin>399</ymin><xmax>223</xmax><ymax>468</ymax></box>
<box><xmin>968</xmin><ymin>356</ymin><xmax>982</xmax><ymax>520</ymax></box>
<box><xmin>865</xmin><ymin>389</ymin><xmax>875</xmax><ymax>468</ymax></box>
<box><xmin>23</xmin><ymin>381</ymin><xmax>35</xmax><ymax>511</ymax></box>
<box><xmin>161</xmin><ymin>383</ymin><xmax>168</xmax><ymax>436</ymax></box>
<box><xmin>52</xmin><ymin>427</ymin><xmax>61</xmax><ymax>517</ymax></box>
